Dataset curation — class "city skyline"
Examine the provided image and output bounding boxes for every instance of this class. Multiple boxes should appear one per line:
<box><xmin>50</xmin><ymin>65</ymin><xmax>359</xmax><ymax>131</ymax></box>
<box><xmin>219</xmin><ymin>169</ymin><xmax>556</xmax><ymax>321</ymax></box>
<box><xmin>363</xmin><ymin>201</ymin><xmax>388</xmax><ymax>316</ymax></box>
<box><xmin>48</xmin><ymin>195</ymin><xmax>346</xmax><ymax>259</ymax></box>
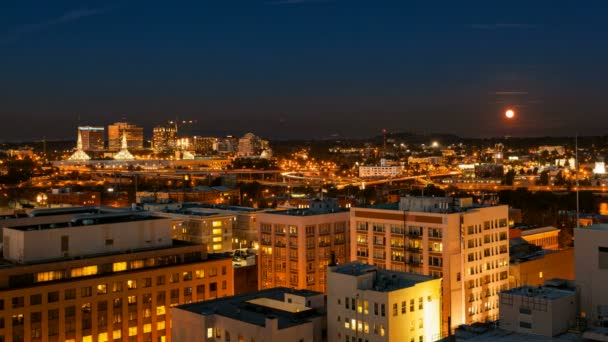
<box><xmin>2</xmin><ymin>1</ymin><xmax>608</xmax><ymax>140</ymax></box>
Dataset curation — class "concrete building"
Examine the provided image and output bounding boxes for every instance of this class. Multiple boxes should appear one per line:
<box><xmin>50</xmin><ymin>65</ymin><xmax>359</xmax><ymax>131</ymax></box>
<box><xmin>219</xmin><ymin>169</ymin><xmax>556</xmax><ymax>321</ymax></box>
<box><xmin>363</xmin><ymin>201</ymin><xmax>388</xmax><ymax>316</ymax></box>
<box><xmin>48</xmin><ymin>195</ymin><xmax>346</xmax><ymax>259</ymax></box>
<box><xmin>146</xmin><ymin>204</ymin><xmax>235</xmax><ymax>254</ymax></box>
<box><xmin>137</xmin><ymin>186</ymin><xmax>240</xmax><ymax>205</ymax></box>
<box><xmin>107</xmin><ymin>122</ymin><xmax>144</xmax><ymax>150</ymax></box>
<box><xmin>575</xmin><ymin>224</ymin><xmax>608</xmax><ymax>326</ymax></box>
<box><xmin>172</xmin><ymin>287</ymin><xmax>326</xmax><ymax>342</ymax></box>
<box><xmin>351</xmin><ymin>196</ymin><xmax>509</xmax><ymax>335</ymax></box>
<box><xmin>327</xmin><ymin>261</ymin><xmax>442</xmax><ymax>342</ymax></box>
<box><xmin>258</xmin><ymin>199</ymin><xmax>350</xmax><ymax>293</ymax></box>
<box><xmin>78</xmin><ymin>126</ymin><xmax>105</xmax><ymax>151</ymax></box>
<box><xmin>192</xmin><ymin>136</ymin><xmax>217</xmax><ymax>155</ymax></box>
<box><xmin>0</xmin><ymin>208</ymin><xmax>233</xmax><ymax>342</ymax></box>
<box><xmin>509</xmin><ymin>238</ymin><xmax>573</xmax><ymax>288</ymax></box>
<box><xmin>46</xmin><ymin>188</ymin><xmax>101</xmax><ymax>207</ymax></box>
<box><xmin>499</xmin><ymin>279</ymin><xmax>578</xmax><ymax>337</ymax></box>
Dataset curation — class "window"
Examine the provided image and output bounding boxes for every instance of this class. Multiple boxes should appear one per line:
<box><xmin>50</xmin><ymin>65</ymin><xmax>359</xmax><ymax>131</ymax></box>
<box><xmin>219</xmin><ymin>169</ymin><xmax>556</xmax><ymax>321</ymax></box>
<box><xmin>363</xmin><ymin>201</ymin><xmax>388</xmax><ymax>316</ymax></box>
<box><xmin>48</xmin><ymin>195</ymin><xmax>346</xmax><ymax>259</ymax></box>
<box><xmin>61</xmin><ymin>235</ymin><xmax>69</xmax><ymax>252</ymax></box>
<box><xmin>11</xmin><ymin>296</ymin><xmax>24</xmax><ymax>308</ymax></box>
<box><xmin>30</xmin><ymin>294</ymin><xmax>42</xmax><ymax>305</ymax></box>
<box><xmin>381</xmin><ymin>304</ymin><xmax>385</xmax><ymax>316</ymax></box>
<box><xmin>393</xmin><ymin>303</ymin><xmax>398</xmax><ymax>316</ymax></box>
<box><xmin>183</xmin><ymin>272</ymin><xmax>192</xmax><ymax>281</ymax></box>
<box><xmin>113</xmin><ymin>281</ymin><xmax>123</xmax><ymax>293</ymax></box>
<box><xmin>143</xmin><ymin>277</ymin><xmax>152</xmax><ymax>288</ymax></box>
<box><xmin>374</xmin><ymin>302</ymin><xmax>378</xmax><ymax>315</ymax></box>
<box><xmin>81</xmin><ymin>287</ymin><xmax>92</xmax><ymax>297</ymax></box>
<box><xmin>113</xmin><ymin>262</ymin><xmax>127</xmax><ymax>272</ymax></box>
<box><xmin>127</xmin><ymin>280</ymin><xmax>137</xmax><ymax>290</ymax></box>
<box><xmin>195</xmin><ymin>269</ymin><xmax>205</xmax><ymax>279</ymax></box>
<box><xmin>65</xmin><ymin>289</ymin><xmax>76</xmax><ymax>300</ymax></box>
<box><xmin>419</xmin><ymin>297</ymin><xmax>423</xmax><ymax>310</ymax></box>
<box><xmin>97</xmin><ymin>284</ymin><xmax>107</xmax><ymax>295</ymax></box>
<box><xmin>402</xmin><ymin>301</ymin><xmax>406</xmax><ymax>314</ymax></box>
<box><xmin>520</xmin><ymin>321</ymin><xmax>532</xmax><ymax>329</ymax></box>
<box><xmin>70</xmin><ymin>266</ymin><xmax>98</xmax><ymax>277</ymax></box>
<box><xmin>157</xmin><ymin>275</ymin><xmax>166</xmax><ymax>285</ymax></box>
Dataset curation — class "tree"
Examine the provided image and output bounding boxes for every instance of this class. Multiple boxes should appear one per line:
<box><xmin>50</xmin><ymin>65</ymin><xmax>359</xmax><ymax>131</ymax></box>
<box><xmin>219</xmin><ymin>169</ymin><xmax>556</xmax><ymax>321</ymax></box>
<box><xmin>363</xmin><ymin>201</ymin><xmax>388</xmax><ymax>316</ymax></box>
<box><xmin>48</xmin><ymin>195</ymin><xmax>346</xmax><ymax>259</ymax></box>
<box><xmin>504</xmin><ymin>170</ymin><xmax>516</xmax><ymax>186</ymax></box>
<box><xmin>538</xmin><ymin>170</ymin><xmax>549</xmax><ymax>185</ymax></box>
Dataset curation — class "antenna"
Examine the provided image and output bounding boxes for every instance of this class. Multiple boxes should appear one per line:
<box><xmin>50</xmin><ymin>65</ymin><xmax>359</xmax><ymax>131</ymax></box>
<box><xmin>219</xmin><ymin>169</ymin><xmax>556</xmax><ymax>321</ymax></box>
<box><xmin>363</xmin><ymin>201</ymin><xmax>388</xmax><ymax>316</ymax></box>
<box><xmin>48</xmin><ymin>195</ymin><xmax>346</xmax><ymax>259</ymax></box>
<box><xmin>575</xmin><ymin>134</ymin><xmax>580</xmax><ymax>229</ymax></box>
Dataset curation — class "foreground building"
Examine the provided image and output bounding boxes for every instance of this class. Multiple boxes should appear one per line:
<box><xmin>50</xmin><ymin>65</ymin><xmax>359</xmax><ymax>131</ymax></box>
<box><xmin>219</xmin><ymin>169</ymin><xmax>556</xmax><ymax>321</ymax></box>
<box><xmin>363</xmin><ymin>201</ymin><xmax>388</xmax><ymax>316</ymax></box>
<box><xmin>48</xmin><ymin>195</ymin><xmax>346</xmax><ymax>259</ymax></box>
<box><xmin>172</xmin><ymin>287</ymin><xmax>326</xmax><ymax>342</ymax></box>
<box><xmin>499</xmin><ymin>279</ymin><xmax>578</xmax><ymax>337</ymax></box>
<box><xmin>0</xmin><ymin>208</ymin><xmax>233</xmax><ymax>342</ymax></box>
<box><xmin>327</xmin><ymin>261</ymin><xmax>442</xmax><ymax>342</ymax></box>
<box><xmin>257</xmin><ymin>199</ymin><xmax>350</xmax><ymax>293</ymax></box>
<box><xmin>575</xmin><ymin>224</ymin><xmax>608</xmax><ymax>326</ymax></box>
<box><xmin>351</xmin><ymin>196</ymin><xmax>509</xmax><ymax>334</ymax></box>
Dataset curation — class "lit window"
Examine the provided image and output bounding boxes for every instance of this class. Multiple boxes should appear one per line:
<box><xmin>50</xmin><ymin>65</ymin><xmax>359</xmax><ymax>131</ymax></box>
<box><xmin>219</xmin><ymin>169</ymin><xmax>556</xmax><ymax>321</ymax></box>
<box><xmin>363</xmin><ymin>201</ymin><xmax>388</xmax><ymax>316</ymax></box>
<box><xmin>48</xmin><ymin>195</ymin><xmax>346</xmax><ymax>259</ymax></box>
<box><xmin>143</xmin><ymin>323</ymin><xmax>152</xmax><ymax>333</ymax></box>
<box><xmin>539</xmin><ymin>271</ymin><xmax>543</xmax><ymax>278</ymax></box>
<box><xmin>212</xmin><ymin>221</ymin><xmax>222</xmax><ymax>227</ymax></box>
<box><xmin>213</xmin><ymin>237</ymin><xmax>222</xmax><ymax>242</ymax></box>
<box><xmin>113</xmin><ymin>262</ymin><xmax>127</xmax><ymax>272</ymax></box>
<box><xmin>129</xmin><ymin>326</ymin><xmax>137</xmax><ymax>336</ymax></box>
<box><xmin>207</xmin><ymin>328</ymin><xmax>213</xmax><ymax>338</ymax></box>
<box><xmin>212</xmin><ymin>228</ymin><xmax>222</xmax><ymax>235</ymax></box>
<box><xmin>98</xmin><ymin>333</ymin><xmax>107</xmax><ymax>341</ymax></box>
<box><xmin>157</xmin><ymin>320</ymin><xmax>165</xmax><ymax>330</ymax></box>
<box><xmin>113</xmin><ymin>330</ymin><xmax>121</xmax><ymax>339</ymax></box>
<box><xmin>157</xmin><ymin>306</ymin><xmax>166</xmax><ymax>315</ymax></box>
<box><xmin>70</xmin><ymin>266</ymin><xmax>97</xmax><ymax>277</ymax></box>
<box><xmin>351</xmin><ymin>319</ymin><xmax>356</xmax><ymax>330</ymax></box>
<box><xmin>213</xmin><ymin>244</ymin><xmax>222</xmax><ymax>251</ymax></box>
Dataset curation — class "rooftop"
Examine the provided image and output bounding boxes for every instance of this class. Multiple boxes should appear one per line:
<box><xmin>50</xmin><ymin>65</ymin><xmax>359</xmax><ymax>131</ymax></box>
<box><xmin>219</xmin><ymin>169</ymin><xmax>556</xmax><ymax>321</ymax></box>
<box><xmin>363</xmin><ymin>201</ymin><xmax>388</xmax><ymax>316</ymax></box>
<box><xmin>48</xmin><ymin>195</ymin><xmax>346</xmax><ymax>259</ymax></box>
<box><xmin>580</xmin><ymin>224</ymin><xmax>608</xmax><ymax>231</ymax></box>
<box><xmin>175</xmin><ymin>287</ymin><xmax>324</xmax><ymax>329</ymax></box>
<box><xmin>502</xmin><ymin>281</ymin><xmax>576</xmax><ymax>301</ymax></box>
<box><xmin>5</xmin><ymin>212</ymin><xmax>162</xmax><ymax>232</ymax></box>
<box><xmin>265</xmin><ymin>208</ymin><xmax>349</xmax><ymax>216</ymax></box>
<box><xmin>331</xmin><ymin>261</ymin><xmax>435</xmax><ymax>292</ymax></box>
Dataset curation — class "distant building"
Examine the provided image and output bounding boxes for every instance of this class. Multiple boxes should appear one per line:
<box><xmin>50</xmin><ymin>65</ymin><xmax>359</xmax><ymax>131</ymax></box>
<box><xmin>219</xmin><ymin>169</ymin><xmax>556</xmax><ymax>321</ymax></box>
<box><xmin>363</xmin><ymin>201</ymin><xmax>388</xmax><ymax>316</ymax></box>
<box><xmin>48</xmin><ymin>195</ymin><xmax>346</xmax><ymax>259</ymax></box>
<box><xmin>78</xmin><ymin>126</ymin><xmax>105</xmax><ymax>151</ymax></box>
<box><xmin>237</xmin><ymin>133</ymin><xmax>269</xmax><ymax>157</ymax></box>
<box><xmin>192</xmin><ymin>136</ymin><xmax>217</xmax><ymax>155</ymax></box>
<box><xmin>107</xmin><ymin>121</ymin><xmax>144</xmax><ymax>150</ymax></box>
<box><xmin>172</xmin><ymin>287</ymin><xmax>326</xmax><ymax>342</ymax></box>
<box><xmin>257</xmin><ymin>199</ymin><xmax>350</xmax><ymax>293</ymax></box>
<box><xmin>152</xmin><ymin>124</ymin><xmax>177</xmax><ymax>153</ymax></box>
<box><xmin>538</xmin><ymin>145</ymin><xmax>565</xmax><ymax>155</ymax></box>
<box><xmin>359</xmin><ymin>165</ymin><xmax>403</xmax><ymax>178</ymax></box>
<box><xmin>474</xmin><ymin>164</ymin><xmax>504</xmax><ymax>178</ymax></box>
<box><xmin>327</xmin><ymin>261</ymin><xmax>442</xmax><ymax>342</ymax></box>
<box><xmin>499</xmin><ymin>279</ymin><xmax>578</xmax><ymax>337</ymax></box>
<box><xmin>137</xmin><ymin>186</ymin><xmax>240</xmax><ymax>205</ymax></box>
<box><xmin>510</xmin><ymin>225</ymin><xmax>560</xmax><ymax>251</ymax></box>
<box><xmin>216</xmin><ymin>136</ymin><xmax>239</xmax><ymax>154</ymax></box>
<box><xmin>351</xmin><ymin>196</ymin><xmax>510</xmax><ymax>334</ymax></box>
<box><xmin>47</xmin><ymin>188</ymin><xmax>101</xmax><ymax>207</ymax></box>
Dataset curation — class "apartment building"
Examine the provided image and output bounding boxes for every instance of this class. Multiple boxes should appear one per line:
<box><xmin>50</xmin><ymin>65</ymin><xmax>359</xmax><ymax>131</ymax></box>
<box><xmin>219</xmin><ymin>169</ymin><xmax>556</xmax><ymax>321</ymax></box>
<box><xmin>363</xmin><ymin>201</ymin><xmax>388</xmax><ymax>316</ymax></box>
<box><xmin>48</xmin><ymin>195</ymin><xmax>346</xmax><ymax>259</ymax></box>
<box><xmin>172</xmin><ymin>287</ymin><xmax>326</xmax><ymax>342</ymax></box>
<box><xmin>575</xmin><ymin>224</ymin><xmax>608</xmax><ymax>326</ymax></box>
<box><xmin>351</xmin><ymin>196</ymin><xmax>509</xmax><ymax>335</ymax></box>
<box><xmin>257</xmin><ymin>199</ymin><xmax>350</xmax><ymax>293</ymax></box>
<box><xmin>327</xmin><ymin>261</ymin><xmax>442</xmax><ymax>342</ymax></box>
<box><xmin>0</xmin><ymin>209</ymin><xmax>233</xmax><ymax>342</ymax></box>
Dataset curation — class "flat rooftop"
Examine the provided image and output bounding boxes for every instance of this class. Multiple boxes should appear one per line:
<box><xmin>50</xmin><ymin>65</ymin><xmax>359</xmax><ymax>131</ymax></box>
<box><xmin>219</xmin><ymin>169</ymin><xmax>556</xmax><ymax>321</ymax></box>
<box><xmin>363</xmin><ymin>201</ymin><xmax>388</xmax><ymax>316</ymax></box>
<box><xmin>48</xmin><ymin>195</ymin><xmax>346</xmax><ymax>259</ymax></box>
<box><xmin>457</xmin><ymin>328</ymin><xmax>582</xmax><ymax>342</ymax></box>
<box><xmin>332</xmin><ymin>262</ymin><xmax>435</xmax><ymax>292</ymax></box>
<box><xmin>580</xmin><ymin>224</ymin><xmax>608</xmax><ymax>231</ymax></box>
<box><xmin>5</xmin><ymin>212</ymin><xmax>163</xmax><ymax>231</ymax></box>
<box><xmin>502</xmin><ymin>285</ymin><xmax>575</xmax><ymax>301</ymax></box>
<box><xmin>264</xmin><ymin>208</ymin><xmax>349</xmax><ymax>216</ymax></box>
<box><xmin>176</xmin><ymin>287</ymin><xmax>324</xmax><ymax>329</ymax></box>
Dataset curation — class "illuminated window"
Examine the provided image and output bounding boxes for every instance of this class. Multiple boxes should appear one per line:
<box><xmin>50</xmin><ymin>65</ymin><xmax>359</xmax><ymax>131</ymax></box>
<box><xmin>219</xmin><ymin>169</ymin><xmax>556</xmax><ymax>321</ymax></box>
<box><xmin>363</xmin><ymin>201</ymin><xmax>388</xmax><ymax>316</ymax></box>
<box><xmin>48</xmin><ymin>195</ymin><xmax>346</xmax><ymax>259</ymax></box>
<box><xmin>113</xmin><ymin>330</ymin><xmax>121</xmax><ymax>339</ymax></box>
<box><xmin>97</xmin><ymin>284</ymin><xmax>107</xmax><ymax>295</ymax></box>
<box><xmin>207</xmin><ymin>328</ymin><xmax>213</xmax><ymax>338</ymax></box>
<box><xmin>351</xmin><ymin>319</ymin><xmax>356</xmax><ymax>330</ymax></box>
<box><xmin>157</xmin><ymin>320</ymin><xmax>165</xmax><ymax>330</ymax></box>
<box><xmin>539</xmin><ymin>271</ymin><xmax>543</xmax><ymax>278</ymax></box>
<box><xmin>129</xmin><ymin>326</ymin><xmax>137</xmax><ymax>336</ymax></box>
<box><xmin>380</xmin><ymin>324</ymin><xmax>385</xmax><ymax>336</ymax></box>
<box><xmin>70</xmin><ymin>266</ymin><xmax>98</xmax><ymax>278</ymax></box>
<box><xmin>213</xmin><ymin>237</ymin><xmax>222</xmax><ymax>242</ymax></box>
<box><xmin>82</xmin><ymin>336</ymin><xmax>92</xmax><ymax>342</ymax></box>
<box><xmin>127</xmin><ymin>280</ymin><xmax>137</xmax><ymax>290</ymax></box>
<box><xmin>195</xmin><ymin>269</ymin><xmax>205</xmax><ymax>279</ymax></box>
<box><xmin>98</xmin><ymin>333</ymin><xmax>107</xmax><ymax>341</ymax></box>
<box><xmin>156</xmin><ymin>306</ymin><xmax>166</xmax><ymax>315</ymax></box>
<box><xmin>212</xmin><ymin>221</ymin><xmax>222</xmax><ymax>227</ymax></box>
<box><xmin>213</xmin><ymin>228</ymin><xmax>222</xmax><ymax>235</ymax></box>
<box><xmin>213</xmin><ymin>244</ymin><xmax>222</xmax><ymax>251</ymax></box>
<box><xmin>143</xmin><ymin>323</ymin><xmax>152</xmax><ymax>333</ymax></box>
<box><xmin>35</xmin><ymin>271</ymin><xmax>64</xmax><ymax>283</ymax></box>
<box><xmin>113</xmin><ymin>262</ymin><xmax>127</xmax><ymax>272</ymax></box>
<box><xmin>130</xmin><ymin>260</ymin><xmax>144</xmax><ymax>269</ymax></box>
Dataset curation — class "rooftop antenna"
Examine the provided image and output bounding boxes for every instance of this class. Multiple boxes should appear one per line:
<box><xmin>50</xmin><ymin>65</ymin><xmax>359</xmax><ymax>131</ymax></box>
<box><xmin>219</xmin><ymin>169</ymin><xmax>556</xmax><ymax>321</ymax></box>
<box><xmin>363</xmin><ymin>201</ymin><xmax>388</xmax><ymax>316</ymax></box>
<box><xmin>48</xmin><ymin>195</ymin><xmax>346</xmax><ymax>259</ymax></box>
<box><xmin>576</xmin><ymin>133</ymin><xmax>580</xmax><ymax>229</ymax></box>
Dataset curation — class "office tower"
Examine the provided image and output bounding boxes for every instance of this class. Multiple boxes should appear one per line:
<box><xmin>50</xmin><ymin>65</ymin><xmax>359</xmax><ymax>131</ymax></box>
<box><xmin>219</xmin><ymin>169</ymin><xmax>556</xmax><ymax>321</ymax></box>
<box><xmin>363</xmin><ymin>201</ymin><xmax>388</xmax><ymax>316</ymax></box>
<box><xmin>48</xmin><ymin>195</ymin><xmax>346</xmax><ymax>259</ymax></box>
<box><xmin>351</xmin><ymin>196</ymin><xmax>509</xmax><ymax>334</ymax></box>
<box><xmin>152</xmin><ymin>125</ymin><xmax>177</xmax><ymax>153</ymax></box>
<box><xmin>0</xmin><ymin>208</ymin><xmax>233</xmax><ymax>342</ymax></box>
<box><xmin>327</xmin><ymin>261</ymin><xmax>442</xmax><ymax>342</ymax></box>
<box><xmin>172</xmin><ymin>287</ymin><xmax>326</xmax><ymax>341</ymax></box>
<box><xmin>257</xmin><ymin>199</ymin><xmax>350</xmax><ymax>293</ymax></box>
<box><xmin>78</xmin><ymin>126</ymin><xmax>105</xmax><ymax>151</ymax></box>
<box><xmin>107</xmin><ymin>122</ymin><xmax>144</xmax><ymax>150</ymax></box>
<box><xmin>192</xmin><ymin>136</ymin><xmax>217</xmax><ymax>155</ymax></box>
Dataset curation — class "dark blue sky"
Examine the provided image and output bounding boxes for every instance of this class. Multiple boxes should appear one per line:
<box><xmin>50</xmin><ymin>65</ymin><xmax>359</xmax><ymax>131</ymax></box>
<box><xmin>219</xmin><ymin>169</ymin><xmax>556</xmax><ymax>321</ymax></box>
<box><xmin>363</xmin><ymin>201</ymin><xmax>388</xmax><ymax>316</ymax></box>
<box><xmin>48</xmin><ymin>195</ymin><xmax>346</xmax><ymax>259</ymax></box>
<box><xmin>1</xmin><ymin>0</ymin><xmax>607</xmax><ymax>141</ymax></box>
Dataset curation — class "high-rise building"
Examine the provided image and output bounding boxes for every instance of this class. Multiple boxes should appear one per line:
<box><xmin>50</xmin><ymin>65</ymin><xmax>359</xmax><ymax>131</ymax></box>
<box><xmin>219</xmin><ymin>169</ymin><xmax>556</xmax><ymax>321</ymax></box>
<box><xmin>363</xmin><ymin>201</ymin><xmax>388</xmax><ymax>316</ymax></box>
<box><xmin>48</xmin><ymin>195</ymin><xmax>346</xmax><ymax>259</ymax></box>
<box><xmin>192</xmin><ymin>136</ymin><xmax>217</xmax><ymax>155</ymax></box>
<box><xmin>152</xmin><ymin>125</ymin><xmax>177</xmax><ymax>153</ymax></box>
<box><xmin>351</xmin><ymin>196</ymin><xmax>509</xmax><ymax>335</ymax></box>
<box><xmin>257</xmin><ymin>199</ymin><xmax>350</xmax><ymax>293</ymax></box>
<box><xmin>172</xmin><ymin>287</ymin><xmax>326</xmax><ymax>342</ymax></box>
<box><xmin>107</xmin><ymin>122</ymin><xmax>144</xmax><ymax>150</ymax></box>
<box><xmin>78</xmin><ymin>126</ymin><xmax>105</xmax><ymax>151</ymax></box>
<box><xmin>327</xmin><ymin>261</ymin><xmax>442</xmax><ymax>342</ymax></box>
<box><xmin>0</xmin><ymin>208</ymin><xmax>234</xmax><ymax>342</ymax></box>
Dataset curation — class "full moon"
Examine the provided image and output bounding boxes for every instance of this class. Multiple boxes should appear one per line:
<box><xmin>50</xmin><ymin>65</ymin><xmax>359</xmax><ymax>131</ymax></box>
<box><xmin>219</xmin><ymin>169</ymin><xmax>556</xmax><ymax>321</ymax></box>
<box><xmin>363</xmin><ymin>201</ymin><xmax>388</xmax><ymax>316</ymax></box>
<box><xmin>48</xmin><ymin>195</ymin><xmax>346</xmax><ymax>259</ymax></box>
<box><xmin>505</xmin><ymin>109</ymin><xmax>515</xmax><ymax>119</ymax></box>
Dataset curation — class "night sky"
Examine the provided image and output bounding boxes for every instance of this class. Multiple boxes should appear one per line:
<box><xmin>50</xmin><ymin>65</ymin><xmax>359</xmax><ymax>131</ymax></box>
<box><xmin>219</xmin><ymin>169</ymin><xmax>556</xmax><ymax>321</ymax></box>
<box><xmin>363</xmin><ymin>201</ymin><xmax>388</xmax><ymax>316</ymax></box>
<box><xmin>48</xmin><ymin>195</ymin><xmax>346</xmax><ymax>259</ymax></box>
<box><xmin>1</xmin><ymin>0</ymin><xmax>608</xmax><ymax>141</ymax></box>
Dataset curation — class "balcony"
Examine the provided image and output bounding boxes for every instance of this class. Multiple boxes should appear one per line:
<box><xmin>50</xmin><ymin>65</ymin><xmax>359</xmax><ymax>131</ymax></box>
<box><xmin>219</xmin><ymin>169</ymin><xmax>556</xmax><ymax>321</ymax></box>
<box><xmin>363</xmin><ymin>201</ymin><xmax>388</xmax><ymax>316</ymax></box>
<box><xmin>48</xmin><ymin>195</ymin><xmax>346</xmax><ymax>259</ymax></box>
<box><xmin>407</xmin><ymin>231</ymin><xmax>422</xmax><ymax>238</ymax></box>
<box><xmin>406</xmin><ymin>259</ymin><xmax>423</xmax><ymax>266</ymax></box>
<box><xmin>406</xmin><ymin>246</ymin><xmax>422</xmax><ymax>253</ymax></box>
